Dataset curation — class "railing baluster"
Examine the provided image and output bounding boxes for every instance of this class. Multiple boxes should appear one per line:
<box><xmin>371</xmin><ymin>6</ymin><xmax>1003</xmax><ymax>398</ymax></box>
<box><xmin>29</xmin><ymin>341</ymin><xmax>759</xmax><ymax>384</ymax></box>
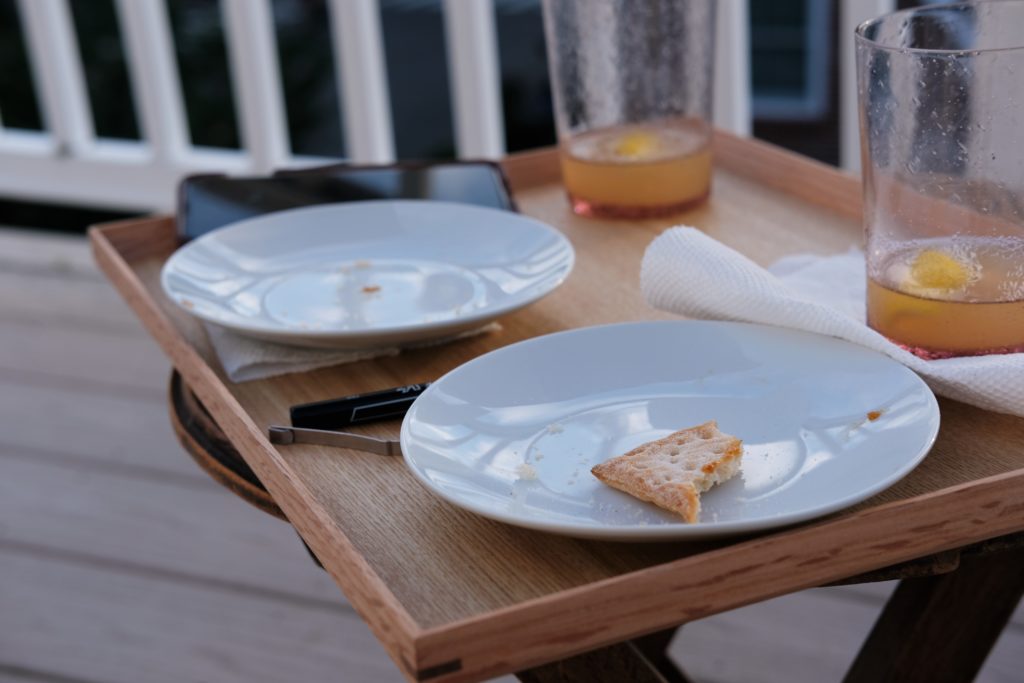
<box><xmin>443</xmin><ymin>0</ymin><xmax>505</xmax><ymax>159</ymax></box>
<box><xmin>115</xmin><ymin>0</ymin><xmax>190</xmax><ymax>163</ymax></box>
<box><xmin>839</xmin><ymin>0</ymin><xmax>895</xmax><ymax>171</ymax></box>
<box><xmin>713</xmin><ymin>0</ymin><xmax>751</xmax><ymax>137</ymax></box>
<box><xmin>327</xmin><ymin>0</ymin><xmax>395</xmax><ymax>163</ymax></box>
<box><xmin>16</xmin><ymin>0</ymin><xmax>94</xmax><ymax>154</ymax></box>
<box><xmin>221</xmin><ymin>0</ymin><xmax>290</xmax><ymax>171</ymax></box>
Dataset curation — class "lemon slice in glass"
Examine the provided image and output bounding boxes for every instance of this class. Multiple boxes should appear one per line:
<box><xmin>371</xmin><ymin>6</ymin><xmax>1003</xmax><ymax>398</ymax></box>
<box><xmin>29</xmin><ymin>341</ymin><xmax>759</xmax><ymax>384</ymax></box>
<box><xmin>612</xmin><ymin>131</ymin><xmax>659</xmax><ymax>160</ymax></box>
<box><xmin>901</xmin><ymin>248</ymin><xmax>972</xmax><ymax>300</ymax></box>
<box><xmin>909</xmin><ymin>249</ymin><xmax>970</xmax><ymax>291</ymax></box>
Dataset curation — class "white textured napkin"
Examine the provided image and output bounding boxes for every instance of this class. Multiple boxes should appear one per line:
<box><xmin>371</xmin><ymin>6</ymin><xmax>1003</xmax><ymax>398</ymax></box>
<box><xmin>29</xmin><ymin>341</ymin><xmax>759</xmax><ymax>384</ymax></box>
<box><xmin>205</xmin><ymin>323</ymin><xmax>499</xmax><ymax>383</ymax></box>
<box><xmin>641</xmin><ymin>227</ymin><xmax>1024</xmax><ymax>416</ymax></box>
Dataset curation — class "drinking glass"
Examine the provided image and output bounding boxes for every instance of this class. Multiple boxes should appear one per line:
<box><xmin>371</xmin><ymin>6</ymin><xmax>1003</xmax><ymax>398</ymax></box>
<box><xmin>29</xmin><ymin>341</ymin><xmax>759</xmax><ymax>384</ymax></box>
<box><xmin>541</xmin><ymin>0</ymin><xmax>715</xmax><ymax>218</ymax></box>
<box><xmin>857</xmin><ymin>1</ymin><xmax>1024</xmax><ymax>358</ymax></box>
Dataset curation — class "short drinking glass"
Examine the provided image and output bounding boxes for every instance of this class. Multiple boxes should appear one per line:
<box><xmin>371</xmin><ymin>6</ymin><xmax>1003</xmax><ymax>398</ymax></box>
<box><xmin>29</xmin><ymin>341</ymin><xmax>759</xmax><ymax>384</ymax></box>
<box><xmin>857</xmin><ymin>1</ymin><xmax>1024</xmax><ymax>358</ymax></box>
<box><xmin>541</xmin><ymin>0</ymin><xmax>715</xmax><ymax>218</ymax></box>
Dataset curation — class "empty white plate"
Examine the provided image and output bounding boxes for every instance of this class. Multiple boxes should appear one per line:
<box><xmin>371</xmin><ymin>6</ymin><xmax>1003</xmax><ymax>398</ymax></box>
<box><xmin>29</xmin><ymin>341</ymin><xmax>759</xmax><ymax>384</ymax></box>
<box><xmin>400</xmin><ymin>321</ymin><xmax>940</xmax><ymax>541</ymax></box>
<box><xmin>161</xmin><ymin>200</ymin><xmax>574</xmax><ymax>348</ymax></box>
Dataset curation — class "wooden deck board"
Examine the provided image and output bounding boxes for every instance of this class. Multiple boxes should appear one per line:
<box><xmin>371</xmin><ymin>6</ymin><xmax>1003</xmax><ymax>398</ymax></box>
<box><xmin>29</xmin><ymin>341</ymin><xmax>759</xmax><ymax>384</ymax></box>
<box><xmin>0</xmin><ymin>264</ymin><xmax>150</xmax><ymax>336</ymax></box>
<box><xmin>0</xmin><ymin>549</ymin><xmax>405</xmax><ymax>683</ymax></box>
<box><xmin>2</xmin><ymin>228</ymin><xmax>1020</xmax><ymax>682</ymax></box>
<box><xmin>0</xmin><ymin>318</ymin><xmax>169</xmax><ymax>398</ymax></box>
<box><xmin>0</xmin><ymin>455</ymin><xmax>343</xmax><ymax>605</ymax></box>
<box><xmin>0</xmin><ymin>227</ymin><xmax>105</xmax><ymax>278</ymax></box>
<box><xmin>0</xmin><ymin>381</ymin><xmax>207</xmax><ymax>480</ymax></box>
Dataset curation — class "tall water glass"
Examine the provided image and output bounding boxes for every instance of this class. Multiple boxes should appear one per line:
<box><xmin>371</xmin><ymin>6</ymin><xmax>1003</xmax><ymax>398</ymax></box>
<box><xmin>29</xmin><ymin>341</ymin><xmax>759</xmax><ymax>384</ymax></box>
<box><xmin>857</xmin><ymin>1</ymin><xmax>1024</xmax><ymax>358</ymax></box>
<box><xmin>541</xmin><ymin>0</ymin><xmax>715</xmax><ymax>218</ymax></box>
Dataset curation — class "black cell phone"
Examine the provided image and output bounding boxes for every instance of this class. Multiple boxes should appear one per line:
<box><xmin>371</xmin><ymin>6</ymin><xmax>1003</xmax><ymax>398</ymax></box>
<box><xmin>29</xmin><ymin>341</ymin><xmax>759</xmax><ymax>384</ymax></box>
<box><xmin>177</xmin><ymin>160</ymin><xmax>516</xmax><ymax>240</ymax></box>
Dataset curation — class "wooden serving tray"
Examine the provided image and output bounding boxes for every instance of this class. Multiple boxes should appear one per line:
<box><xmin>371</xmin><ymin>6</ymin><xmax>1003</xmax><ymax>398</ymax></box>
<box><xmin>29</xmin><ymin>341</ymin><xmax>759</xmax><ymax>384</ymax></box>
<box><xmin>90</xmin><ymin>132</ymin><xmax>1024</xmax><ymax>683</ymax></box>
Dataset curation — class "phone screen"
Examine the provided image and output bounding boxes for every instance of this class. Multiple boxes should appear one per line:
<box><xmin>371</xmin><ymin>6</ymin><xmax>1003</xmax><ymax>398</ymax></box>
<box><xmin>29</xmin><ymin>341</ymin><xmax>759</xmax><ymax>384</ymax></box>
<box><xmin>178</xmin><ymin>162</ymin><xmax>515</xmax><ymax>240</ymax></box>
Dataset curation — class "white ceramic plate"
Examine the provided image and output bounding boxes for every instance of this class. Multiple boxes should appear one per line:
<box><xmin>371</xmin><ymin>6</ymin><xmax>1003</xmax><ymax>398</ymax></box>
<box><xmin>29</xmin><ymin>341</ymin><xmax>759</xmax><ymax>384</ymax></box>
<box><xmin>400</xmin><ymin>321</ymin><xmax>940</xmax><ymax>541</ymax></box>
<box><xmin>161</xmin><ymin>200</ymin><xmax>574</xmax><ymax>348</ymax></box>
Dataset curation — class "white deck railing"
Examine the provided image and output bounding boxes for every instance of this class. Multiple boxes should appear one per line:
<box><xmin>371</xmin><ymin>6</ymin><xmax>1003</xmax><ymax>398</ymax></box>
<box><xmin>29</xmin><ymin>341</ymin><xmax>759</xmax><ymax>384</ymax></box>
<box><xmin>0</xmin><ymin>0</ymin><xmax>889</xmax><ymax>213</ymax></box>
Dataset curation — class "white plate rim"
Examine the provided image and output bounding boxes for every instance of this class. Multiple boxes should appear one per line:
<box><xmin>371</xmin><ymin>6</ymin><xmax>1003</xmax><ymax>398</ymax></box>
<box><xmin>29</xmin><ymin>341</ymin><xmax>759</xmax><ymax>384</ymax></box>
<box><xmin>160</xmin><ymin>199</ymin><xmax>575</xmax><ymax>341</ymax></box>
<box><xmin>399</xmin><ymin>320</ymin><xmax>941</xmax><ymax>541</ymax></box>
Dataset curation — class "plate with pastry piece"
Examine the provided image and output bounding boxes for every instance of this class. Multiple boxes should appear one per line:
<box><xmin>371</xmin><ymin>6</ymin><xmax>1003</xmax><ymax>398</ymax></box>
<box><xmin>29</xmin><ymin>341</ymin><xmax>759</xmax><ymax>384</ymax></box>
<box><xmin>400</xmin><ymin>321</ymin><xmax>939</xmax><ymax>541</ymax></box>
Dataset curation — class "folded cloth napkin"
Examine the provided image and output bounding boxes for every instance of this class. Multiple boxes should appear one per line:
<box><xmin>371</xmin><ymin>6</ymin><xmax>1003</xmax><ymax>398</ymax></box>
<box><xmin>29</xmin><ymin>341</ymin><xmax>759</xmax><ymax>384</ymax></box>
<box><xmin>205</xmin><ymin>322</ymin><xmax>499</xmax><ymax>383</ymax></box>
<box><xmin>641</xmin><ymin>227</ymin><xmax>1024</xmax><ymax>417</ymax></box>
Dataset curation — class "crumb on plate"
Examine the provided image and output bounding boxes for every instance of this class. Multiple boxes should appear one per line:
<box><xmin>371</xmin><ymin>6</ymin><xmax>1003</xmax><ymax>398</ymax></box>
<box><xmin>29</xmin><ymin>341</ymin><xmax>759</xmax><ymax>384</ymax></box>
<box><xmin>516</xmin><ymin>463</ymin><xmax>538</xmax><ymax>480</ymax></box>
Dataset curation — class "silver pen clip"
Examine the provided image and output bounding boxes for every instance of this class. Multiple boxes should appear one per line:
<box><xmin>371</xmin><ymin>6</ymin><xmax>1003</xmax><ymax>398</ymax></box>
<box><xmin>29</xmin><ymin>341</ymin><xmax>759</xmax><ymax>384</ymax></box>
<box><xmin>268</xmin><ymin>425</ymin><xmax>401</xmax><ymax>456</ymax></box>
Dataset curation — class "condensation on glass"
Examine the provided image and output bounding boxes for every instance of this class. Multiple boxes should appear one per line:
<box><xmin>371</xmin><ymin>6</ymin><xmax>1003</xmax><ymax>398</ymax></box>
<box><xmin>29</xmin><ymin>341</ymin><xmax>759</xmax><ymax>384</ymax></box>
<box><xmin>856</xmin><ymin>1</ymin><xmax>1024</xmax><ymax>358</ymax></box>
<box><xmin>541</xmin><ymin>0</ymin><xmax>715</xmax><ymax>218</ymax></box>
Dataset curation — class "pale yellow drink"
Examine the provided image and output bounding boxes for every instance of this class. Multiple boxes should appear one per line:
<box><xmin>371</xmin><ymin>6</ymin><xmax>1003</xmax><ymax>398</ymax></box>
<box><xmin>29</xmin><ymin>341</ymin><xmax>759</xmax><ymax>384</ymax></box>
<box><xmin>867</xmin><ymin>238</ymin><xmax>1024</xmax><ymax>357</ymax></box>
<box><xmin>560</xmin><ymin>120</ymin><xmax>711</xmax><ymax>218</ymax></box>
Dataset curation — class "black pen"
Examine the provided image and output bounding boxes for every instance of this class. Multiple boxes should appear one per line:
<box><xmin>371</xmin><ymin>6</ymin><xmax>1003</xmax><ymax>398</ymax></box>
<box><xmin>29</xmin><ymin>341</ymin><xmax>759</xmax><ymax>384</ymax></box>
<box><xmin>290</xmin><ymin>382</ymin><xmax>432</xmax><ymax>429</ymax></box>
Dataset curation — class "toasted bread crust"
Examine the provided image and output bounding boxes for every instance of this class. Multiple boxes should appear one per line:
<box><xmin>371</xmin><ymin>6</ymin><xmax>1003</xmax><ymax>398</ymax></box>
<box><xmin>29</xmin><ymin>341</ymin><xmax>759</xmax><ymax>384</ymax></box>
<box><xmin>591</xmin><ymin>420</ymin><xmax>742</xmax><ymax>523</ymax></box>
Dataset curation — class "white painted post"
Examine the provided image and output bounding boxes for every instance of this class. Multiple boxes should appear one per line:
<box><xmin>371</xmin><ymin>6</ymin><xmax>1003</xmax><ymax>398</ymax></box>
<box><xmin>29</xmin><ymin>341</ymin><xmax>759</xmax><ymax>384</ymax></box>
<box><xmin>713</xmin><ymin>0</ymin><xmax>752</xmax><ymax>136</ymax></box>
<box><xmin>839</xmin><ymin>0</ymin><xmax>895</xmax><ymax>171</ymax></box>
<box><xmin>327</xmin><ymin>0</ymin><xmax>395</xmax><ymax>162</ymax></box>
<box><xmin>115</xmin><ymin>0</ymin><xmax>190</xmax><ymax>162</ymax></box>
<box><xmin>443</xmin><ymin>0</ymin><xmax>505</xmax><ymax>159</ymax></box>
<box><xmin>221</xmin><ymin>0</ymin><xmax>291</xmax><ymax>171</ymax></box>
<box><xmin>16</xmin><ymin>0</ymin><xmax>94</xmax><ymax>155</ymax></box>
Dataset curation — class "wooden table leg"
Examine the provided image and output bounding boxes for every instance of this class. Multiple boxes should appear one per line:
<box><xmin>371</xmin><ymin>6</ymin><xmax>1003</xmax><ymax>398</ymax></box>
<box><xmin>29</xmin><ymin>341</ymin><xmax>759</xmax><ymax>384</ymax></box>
<box><xmin>516</xmin><ymin>629</ymin><xmax>693</xmax><ymax>683</ymax></box>
<box><xmin>633</xmin><ymin>628</ymin><xmax>693</xmax><ymax>683</ymax></box>
<box><xmin>844</xmin><ymin>544</ymin><xmax>1024</xmax><ymax>683</ymax></box>
<box><xmin>516</xmin><ymin>641</ymin><xmax>672</xmax><ymax>683</ymax></box>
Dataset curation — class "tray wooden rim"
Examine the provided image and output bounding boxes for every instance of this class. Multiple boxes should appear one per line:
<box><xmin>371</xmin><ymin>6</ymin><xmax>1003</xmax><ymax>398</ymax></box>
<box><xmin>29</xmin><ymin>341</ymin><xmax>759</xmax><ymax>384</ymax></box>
<box><xmin>90</xmin><ymin>130</ymin><xmax>1024</xmax><ymax>683</ymax></box>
